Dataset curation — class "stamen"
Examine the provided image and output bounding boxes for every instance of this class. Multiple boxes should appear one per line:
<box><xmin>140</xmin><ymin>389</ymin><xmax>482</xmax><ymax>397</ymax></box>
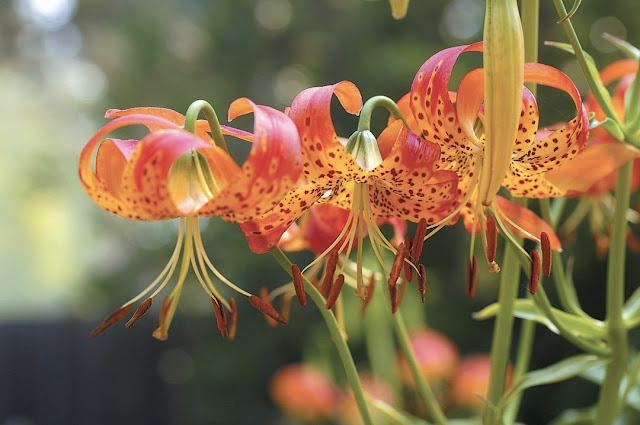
<box><xmin>486</xmin><ymin>214</ymin><xmax>498</xmax><ymax>263</ymax></box>
<box><xmin>211</xmin><ymin>296</ymin><xmax>229</xmax><ymax>339</ymax></box>
<box><xmin>152</xmin><ymin>295</ymin><xmax>173</xmax><ymax>341</ymax></box>
<box><xmin>326</xmin><ymin>274</ymin><xmax>345</xmax><ymax>310</ymax></box>
<box><xmin>388</xmin><ymin>281</ymin><xmax>398</xmax><ymax>314</ymax></box>
<box><xmin>467</xmin><ymin>257</ymin><xmax>477</xmax><ymax>299</ymax></box>
<box><xmin>389</xmin><ymin>242</ymin><xmax>408</xmax><ymax>286</ymax></box>
<box><xmin>125</xmin><ymin>298</ymin><xmax>153</xmax><ymax>328</ymax></box>
<box><xmin>228</xmin><ymin>298</ymin><xmax>238</xmax><ymax>340</ymax></box>
<box><xmin>281</xmin><ymin>293</ymin><xmax>292</xmax><ymax>323</ymax></box>
<box><xmin>417</xmin><ymin>264</ymin><xmax>426</xmax><ymax>303</ymax></box>
<box><xmin>291</xmin><ymin>264</ymin><xmax>307</xmax><ymax>306</ymax></box>
<box><xmin>411</xmin><ymin>218</ymin><xmax>428</xmax><ymax>263</ymax></box>
<box><xmin>403</xmin><ymin>236</ymin><xmax>414</xmax><ymax>281</ymax></box>
<box><xmin>249</xmin><ymin>293</ymin><xmax>287</xmax><ymax>325</ymax></box>
<box><xmin>321</xmin><ymin>250</ymin><xmax>339</xmax><ymax>297</ymax></box>
<box><xmin>529</xmin><ymin>250</ymin><xmax>541</xmax><ymax>294</ymax></box>
<box><xmin>360</xmin><ymin>274</ymin><xmax>376</xmax><ymax>315</ymax></box>
<box><xmin>398</xmin><ymin>278</ymin><xmax>408</xmax><ymax>307</ymax></box>
<box><xmin>540</xmin><ymin>232</ymin><xmax>552</xmax><ymax>278</ymax></box>
<box><xmin>90</xmin><ymin>304</ymin><xmax>133</xmax><ymax>337</ymax></box>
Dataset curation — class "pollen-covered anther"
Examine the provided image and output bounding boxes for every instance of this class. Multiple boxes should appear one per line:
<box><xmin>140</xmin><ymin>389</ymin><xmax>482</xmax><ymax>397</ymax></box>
<box><xmin>291</xmin><ymin>264</ymin><xmax>307</xmax><ymax>306</ymax></box>
<box><xmin>125</xmin><ymin>298</ymin><xmax>153</xmax><ymax>329</ymax></box>
<box><xmin>90</xmin><ymin>303</ymin><xmax>133</xmax><ymax>337</ymax></box>
<box><xmin>211</xmin><ymin>296</ymin><xmax>229</xmax><ymax>339</ymax></box>
<box><xmin>389</xmin><ymin>242</ymin><xmax>408</xmax><ymax>287</ymax></box>
<box><xmin>529</xmin><ymin>250</ymin><xmax>541</xmax><ymax>294</ymax></box>
<box><xmin>467</xmin><ymin>257</ymin><xmax>477</xmax><ymax>299</ymax></box>
<box><xmin>403</xmin><ymin>236</ymin><xmax>414</xmax><ymax>281</ymax></box>
<box><xmin>486</xmin><ymin>215</ymin><xmax>498</xmax><ymax>264</ymax></box>
<box><xmin>360</xmin><ymin>274</ymin><xmax>376</xmax><ymax>315</ymax></box>
<box><xmin>249</xmin><ymin>290</ymin><xmax>287</xmax><ymax>325</ymax></box>
<box><xmin>228</xmin><ymin>298</ymin><xmax>238</xmax><ymax>340</ymax></box>
<box><xmin>321</xmin><ymin>250</ymin><xmax>339</xmax><ymax>297</ymax></box>
<box><xmin>540</xmin><ymin>232</ymin><xmax>552</xmax><ymax>278</ymax></box>
<box><xmin>325</xmin><ymin>274</ymin><xmax>345</xmax><ymax>310</ymax></box>
<box><xmin>411</xmin><ymin>218</ymin><xmax>428</xmax><ymax>263</ymax></box>
<box><xmin>417</xmin><ymin>264</ymin><xmax>427</xmax><ymax>303</ymax></box>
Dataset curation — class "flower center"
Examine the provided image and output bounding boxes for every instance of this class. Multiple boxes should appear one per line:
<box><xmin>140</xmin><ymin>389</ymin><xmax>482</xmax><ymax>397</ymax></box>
<box><xmin>168</xmin><ymin>149</ymin><xmax>221</xmax><ymax>215</ymax></box>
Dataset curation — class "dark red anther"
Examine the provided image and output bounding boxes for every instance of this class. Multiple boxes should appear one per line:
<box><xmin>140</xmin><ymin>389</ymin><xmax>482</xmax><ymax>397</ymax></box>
<box><xmin>321</xmin><ymin>250</ymin><xmax>339</xmax><ymax>297</ymax></box>
<box><xmin>291</xmin><ymin>264</ymin><xmax>307</xmax><ymax>306</ymax></box>
<box><xmin>90</xmin><ymin>303</ymin><xmax>133</xmax><ymax>337</ymax></box>
<box><xmin>228</xmin><ymin>298</ymin><xmax>238</xmax><ymax>340</ymax></box>
<box><xmin>403</xmin><ymin>236</ymin><xmax>414</xmax><ymax>281</ymax></box>
<box><xmin>486</xmin><ymin>215</ymin><xmax>498</xmax><ymax>263</ymax></box>
<box><xmin>360</xmin><ymin>274</ymin><xmax>376</xmax><ymax>315</ymax></box>
<box><xmin>411</xmin><ymin>218</ymin><xmax>428</xmax><ymax>263</ymax></box>
<box><xmin>529</xmin><ymin>250</ymin><xmax>541</xmax><ymax>294</ymax></box>
<box><xmin>467</xmin><ymin>257</ymin><xmax>477</xmax><ymax>299</ymax></box>
<box><xmin>417</xmin><ymin>264</ymin><xmax>427</xmax><ymax>303</ymax></box>
<box><xmin>250</xmin><ymin>289</ymin><xmax>287</xmax><ymax>325</ymax></box>
<box><xmin>325</xmin><ymin>274</ymin><xmax>345</xmax><ymax>310</ymax></box>
<box><xmin>389</xmin><ymin>242</ymin><xmax>408</xmax><ymax>287</ymax></box>
<box><xmin>388</xmin><ymin>281</ymin><xmax>398</xmax><ymax>314</ymax></box>
<box><xmin>540</xmin><ymin>232</ymin><xmax>551</xmax><ymax>278</ymax></box>
<box><xmin>126</xmin><ymin>298</ymin><xmax>153</xmax><ymax>329</ymax></box>
<box><xmin>211</xmin><ymin>295</ymin><xmax>229</xmax><ymax>339</ymax></box>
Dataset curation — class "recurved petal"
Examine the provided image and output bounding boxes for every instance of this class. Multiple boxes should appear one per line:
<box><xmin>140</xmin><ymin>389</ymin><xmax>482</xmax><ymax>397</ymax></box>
<box><xmin>287</xmin><ymin>81</ymin><xmax>364</xmax><ymax>183</ymax></box>
<box><xmin>95</xmin><ymin>139</ymin><xmax>139</xmax><ymax>199</ymax></box>
<box><xmin>239</xmin><ymin>184</ymin><xmax>327</xmax><ymax>253</ymax></box>
<box><xmin>544</xmin><ymin>142</ymin><xmax>640</xmax><ymax>193</ymax></box>
<box><xmin>198</xmin><ymin>98</ymin><xmax>302</xmax><ymax>221</ymax></box>
<box><xmin>79</xmin><ymin>114</ymin><xmax>182</xmax><ymax>219</ymax></box>
<box><xmin>494</xmin><ymin>196</ymin><xmax>561</xmax><ymax>250</ymax></box>
<box><xmin>371</xmin><ymin>170</ymin><xmax>459</xmax><ymax>224</ymax></box>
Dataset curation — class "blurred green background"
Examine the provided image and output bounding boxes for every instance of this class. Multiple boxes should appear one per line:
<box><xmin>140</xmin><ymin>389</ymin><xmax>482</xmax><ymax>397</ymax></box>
<box><xmin>2</xmin><ymin>0</ymin><xmax>640</xmax><ymax>424</ymax></box>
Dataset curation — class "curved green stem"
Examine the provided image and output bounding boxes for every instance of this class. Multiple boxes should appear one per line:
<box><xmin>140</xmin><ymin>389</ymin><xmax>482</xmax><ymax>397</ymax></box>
<box><xmin>358</xmin><ymin>96</ymin><xmax>411</xmax><ymax>132</ymax></box>
<box><xmin>595</xmin><ymin>162</ymin><xmax>632</xmax><ymax>425</ymax></box>
<box><xmin>550</xmin><ymin>0</ymin><xmax>620</xmax><ymax>125</ymax></box>
<box><xmin>184</xmin><ymin>100</ymin><xmax>229</xmax><ymax>152</ymax></box>
<box><xmin>269</xmin><ymin>247</ymin><xmax>374</xmax><ymax>425</ymax></box>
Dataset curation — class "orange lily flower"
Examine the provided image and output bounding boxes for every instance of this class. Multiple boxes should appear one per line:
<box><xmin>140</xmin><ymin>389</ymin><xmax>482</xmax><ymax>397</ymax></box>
<box><xmin>543</xmin><ymin>59</ymin><xmax>640</xmax><ymax>254</ymax></box>
<box><xmin>79</xmin><ymin>101</ymin><xmax>301</xmax><ymax>340</ymax></box>
<box><xmin>241</xmin><ymin>81</ymin><xmax>459</xmax><ymax>298</ymax></box>
<box><xmin>400</xmin><ymin>42</ymin><xmax>588</xmax><ymax>275</ymax></box>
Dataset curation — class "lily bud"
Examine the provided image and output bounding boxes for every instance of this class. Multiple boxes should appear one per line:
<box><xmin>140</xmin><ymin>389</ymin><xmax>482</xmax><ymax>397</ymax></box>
<box><xmin>479</xmin><ymin>0</ymin><xmax>524</xmax><ymax>206</ymax></box>
<box><xmin>345</xmin><ymin>130</ymin><xmax>383</xmax><ymax>172</ymax></box>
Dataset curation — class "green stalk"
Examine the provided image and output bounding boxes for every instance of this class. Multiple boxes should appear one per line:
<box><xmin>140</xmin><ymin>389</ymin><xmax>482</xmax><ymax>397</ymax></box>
<box><xmin>483</xmin><ymin>238</ymin><xmax>522</xmax><ymax>425</ymax></box>
<box><xmin>269</xmin><ymin>247</ymin><xmax>374</xmax><ymax>425</ymax></box>
<box><xmin>550</xmin><ymin>0</ymin><xmax>620</xmax><ymax>124</ymax></box>
<box><xmin>358</xmin><ymin>96</ymin><xmax>411</xmax><ymax>132</ymax></box>
<box><xmin>539</xmin><ymin>199</ymin><xmax>589</xmax><ymax>318</ymax></box>
<box><xmin>393</xmin><ymin>311</ymin><xmax>448</xmax><ymax>425</ymax></box>
<box><xmin>184</xmin><ymin>100</ymin><xmax>229</xmax><ymax>152</ymax></box>
<box><xmin>594</xmin><ymin>162</ymin><xmax>632</xmax><ymax>425</ymax></box>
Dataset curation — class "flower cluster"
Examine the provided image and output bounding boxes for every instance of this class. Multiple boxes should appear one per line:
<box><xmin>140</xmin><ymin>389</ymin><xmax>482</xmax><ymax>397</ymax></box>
<box><xmin>80</xmin><ymin>42</ymin><xmax>591</xmax><ymax>340</ymax></box>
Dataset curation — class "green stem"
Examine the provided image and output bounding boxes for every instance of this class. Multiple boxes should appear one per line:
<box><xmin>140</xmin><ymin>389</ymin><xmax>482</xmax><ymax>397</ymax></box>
<box><xmin>595</xmin><ymin>162</ymin><xmax>632</xmax><ymax>425</ymax></box>
<box><xmin>358</xmin><ymin>96</ymin><xmax>411</xmax><ymax>132</ymax></box>
<box><xmin>483</xmin><ymin>238</ymin><xmax>522</xmax><ymax>425</ymax></box>
<box><xmin>184</xmin><ymin>100</ymin><xmax>229</xmax><ymax>152</ymax></box>
<box><xmin>269</xmin><ymin>247</ymin><xmax>374</xmax><ymax>425</ymax></box>
<box><xmin>521</xmin><ymin>0</ymin><xmax>539</xmax><ymax>95</ymax></box>
<box><xmin>550</xmin><ymin>0</ymin><xmax>620</xmax><ymax>124</ymax></box>
<box><xmin>539</xmin><ymin>199</ymin><xmax>589</xmax><ymax>318</ymax></box>
<box><xmin>393</xmin><ymin>311</ymin><xmax>448</xmax><ymax>425</ymax></box>
<box><xmin>618</xmin><ymin>354</ymin><xmax>640</xmax><ymax>412</ymax></box>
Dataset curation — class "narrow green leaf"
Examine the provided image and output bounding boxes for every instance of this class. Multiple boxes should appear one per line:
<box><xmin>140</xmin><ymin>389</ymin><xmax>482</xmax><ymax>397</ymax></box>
<box><xmin>474</xmin><ymin>299</ymin><xmax>605</xmax><ymax>339</ymax></box>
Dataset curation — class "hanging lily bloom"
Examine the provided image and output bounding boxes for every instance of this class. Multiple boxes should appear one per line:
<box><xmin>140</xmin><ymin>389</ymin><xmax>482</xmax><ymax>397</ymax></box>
<box><xmin>79</xmin><ymin>100</ymin><xmax>301</xmax><ymax>340</ymax></box>
<box><xmin>542</xmin><ymin>59</ymin><xmax>640</xmax><ymax>254</ymax></box>
<box><xmin>400</xmin><ymin>42</ymin><xmax>589</xmax><ymax>277</ymax></box>
<box><xmin>240</xmin><ymin>81</ymin><xmax>459</xmax><ymax>300</ymax></box>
